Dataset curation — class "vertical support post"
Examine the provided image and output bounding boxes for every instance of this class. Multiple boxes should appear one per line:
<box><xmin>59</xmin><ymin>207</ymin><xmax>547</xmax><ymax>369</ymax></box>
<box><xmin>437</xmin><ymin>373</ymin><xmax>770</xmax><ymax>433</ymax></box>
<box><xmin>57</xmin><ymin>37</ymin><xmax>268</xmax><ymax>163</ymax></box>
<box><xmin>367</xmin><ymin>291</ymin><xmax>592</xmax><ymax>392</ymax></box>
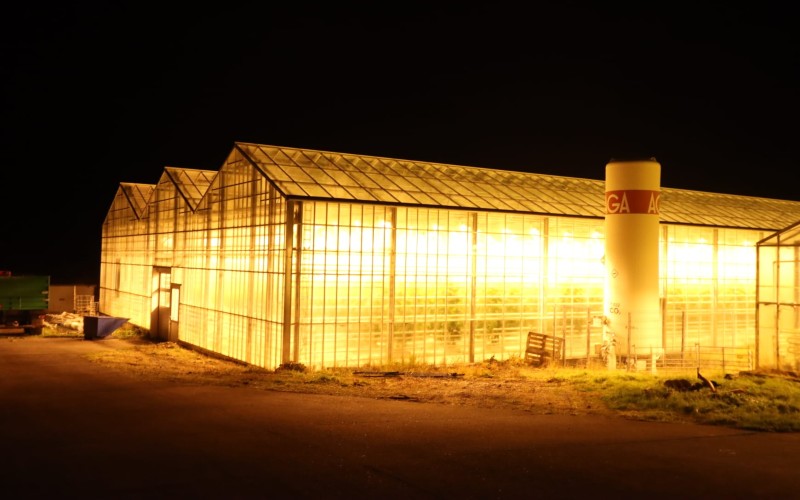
<box><xmin>586</xmin><ymin>308</ymin><xmax>591</xmax><ymax>367</ymax></box>
<box><xmin>681</xmin><ymin>310</ymin><xmax>687</xmax><ymax>364</ymax></box>
<box><xmin>722</xmin><ymin>346</ymin><xmax>726</xmax><ymax>373</ymax></box>
<box><xmin>696</xmin><ymin>343</ymin><xmax>701</xmax><ymax>370</ymax></box>
<box><xmin>281</xmin><ymin>200</ymin><xmax>295</xmax><ymax>364</ymax></box>
<box><xmin>292</xmin><ymin>202</ymin><xmax>303</xmax><ymax>363</ymax></box>
<box><xmin>561</xmin><ymin>306</ymin><xmax>566</xmax><ymax>365</ymax></box>
<box><xmin>650</xmin><ymin>346</ymin><xmax>657</xmax><ymax>375</ymax></box>
<box><xmin>469</xmin><ymin>212</ymin><xmax>478</xmax><ymax>363</ymax></box>
<box><xmin>755</xmin><ymin>241</ymin><xmax>761</xmax><ymax>369</ymax></box>
<box><xmin>388</xmin><ymin>207</ymin><xmax>397</xmax><ymax>364</ymax></box>
<box><xmin>774</xmin><ymin>233</ymin><xmax>782</xmax><ymax>369</ymax></box>
<box><xmin>627</xmin><ymin>311</ymin><xmax>632</xmax><ymax>366</ymax></box>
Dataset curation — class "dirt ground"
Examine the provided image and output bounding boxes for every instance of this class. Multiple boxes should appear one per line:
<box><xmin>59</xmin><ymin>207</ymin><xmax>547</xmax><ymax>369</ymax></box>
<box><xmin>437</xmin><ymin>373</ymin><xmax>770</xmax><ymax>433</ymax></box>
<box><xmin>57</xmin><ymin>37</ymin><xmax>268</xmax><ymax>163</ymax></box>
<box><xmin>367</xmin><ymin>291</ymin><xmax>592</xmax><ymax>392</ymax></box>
<box><xmin>7</xmin><ymin>333</ymin><xmax>800</xmax><ymax>499</ymax></box>
<box><xmin>80</xmin><ymin>335</ymin><xmax>617</xmax><ymax>418</ymax></box>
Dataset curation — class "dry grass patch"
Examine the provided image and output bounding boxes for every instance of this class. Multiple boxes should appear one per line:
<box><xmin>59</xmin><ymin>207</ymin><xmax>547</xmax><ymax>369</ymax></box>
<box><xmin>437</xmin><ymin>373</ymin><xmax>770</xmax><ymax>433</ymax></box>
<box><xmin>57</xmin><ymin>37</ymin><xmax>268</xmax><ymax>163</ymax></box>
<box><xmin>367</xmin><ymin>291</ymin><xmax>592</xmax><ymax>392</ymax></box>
<box><xmin>77</xmin><ymin>329</ymin><xmax>611</xmax><ymax>417</ymax></box>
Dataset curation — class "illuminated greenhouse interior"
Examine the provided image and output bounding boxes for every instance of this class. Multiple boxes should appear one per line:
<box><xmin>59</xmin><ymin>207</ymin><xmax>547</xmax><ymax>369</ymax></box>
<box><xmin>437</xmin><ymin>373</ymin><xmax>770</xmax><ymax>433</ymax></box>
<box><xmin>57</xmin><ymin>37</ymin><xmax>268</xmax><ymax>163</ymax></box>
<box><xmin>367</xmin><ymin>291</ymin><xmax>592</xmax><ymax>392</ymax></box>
<box><xmin>99</xmin><ymin>143</ymin><xmax>800</xmax><ymax>371</ymax></box>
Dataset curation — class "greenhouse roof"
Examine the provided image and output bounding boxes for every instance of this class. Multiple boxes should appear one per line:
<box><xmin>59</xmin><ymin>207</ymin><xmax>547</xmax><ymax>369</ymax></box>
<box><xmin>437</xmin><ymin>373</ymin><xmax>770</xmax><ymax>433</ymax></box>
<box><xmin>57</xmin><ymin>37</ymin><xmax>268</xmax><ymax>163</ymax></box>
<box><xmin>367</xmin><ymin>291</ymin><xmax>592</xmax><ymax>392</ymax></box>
<box><xmin>236</xmin><ymin>142</ymin><xmax>800</xmax><ymax>231</ymax></box>
<box><xmin>163</xmin><ymin>167</ymin><xmax>216</xmax><ymax>211</ymax></box>
<box><xmin>110</xmin><ymin>143</ymin><xmax>800</xmax><ymax>232</ymax></box>
<box><xmin>757</xmin><ymin>220</ymin><xmax>800</xmax><ymax>247</ymax></box>
<box><xmin>119</xmin><ymin>183</ymin><xmax>155</xmax><ymax>219</ymax></box>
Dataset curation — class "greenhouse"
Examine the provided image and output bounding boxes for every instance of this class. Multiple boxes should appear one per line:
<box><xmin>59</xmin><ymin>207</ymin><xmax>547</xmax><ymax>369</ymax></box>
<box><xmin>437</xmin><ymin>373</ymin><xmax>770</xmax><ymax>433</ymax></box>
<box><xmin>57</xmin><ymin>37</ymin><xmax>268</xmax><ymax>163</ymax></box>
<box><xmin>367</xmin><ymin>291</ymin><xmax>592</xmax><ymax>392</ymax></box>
<box><xmin>99</xmin><ymin>142</ymin><xmax>800</xmax><ymax>371</ymax></box>
<box><xmin>757</xmin><ymin>220</ymin><xmax>800</xmax><ymax>370</ymax></box>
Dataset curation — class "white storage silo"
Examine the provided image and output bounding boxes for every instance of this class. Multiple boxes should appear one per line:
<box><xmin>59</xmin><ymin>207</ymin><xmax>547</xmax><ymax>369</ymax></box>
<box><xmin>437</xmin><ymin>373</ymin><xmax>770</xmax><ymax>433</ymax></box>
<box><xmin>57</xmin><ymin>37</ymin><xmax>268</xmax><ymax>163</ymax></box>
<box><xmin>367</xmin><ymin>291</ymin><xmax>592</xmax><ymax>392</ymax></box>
<box><xmin>604</xmin><ymin>158</ymin><xmax>662</xmax><ymax>369</ymax></box>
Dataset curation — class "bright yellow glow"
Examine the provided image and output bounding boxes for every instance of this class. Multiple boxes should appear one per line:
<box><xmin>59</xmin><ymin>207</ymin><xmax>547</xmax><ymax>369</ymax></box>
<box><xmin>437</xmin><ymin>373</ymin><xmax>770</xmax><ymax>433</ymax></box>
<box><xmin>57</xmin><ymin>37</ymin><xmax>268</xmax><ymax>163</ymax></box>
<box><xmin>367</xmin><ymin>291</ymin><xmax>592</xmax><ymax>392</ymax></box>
<box><xmin>719</xmin><ymin>244</ymin><xmax>757</xmax><ymax>281</ymax></box>
<box><xmin>668</xmin><ymin>242</ymin><xmax>713</xmax><ymax>281</ymax></box>
<box><xmin>665</xmin><ymin>239</ymin><xmax>756</xmax><ymax>282</ymax></box>
<box><xmin>102</xmin><ymin>189</ymin><xmax>765</xmax><ymax>372</ymax></box>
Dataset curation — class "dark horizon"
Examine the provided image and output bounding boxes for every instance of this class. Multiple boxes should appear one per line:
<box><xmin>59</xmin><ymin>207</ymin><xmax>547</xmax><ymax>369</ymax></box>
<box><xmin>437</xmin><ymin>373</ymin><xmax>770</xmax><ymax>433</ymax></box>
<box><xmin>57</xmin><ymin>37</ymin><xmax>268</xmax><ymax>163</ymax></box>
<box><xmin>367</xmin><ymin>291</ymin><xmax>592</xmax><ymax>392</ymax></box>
<box><xmin>2</xmin><ymin>3</ymin><xmax>797</xmax><ymax>284</ymax></box>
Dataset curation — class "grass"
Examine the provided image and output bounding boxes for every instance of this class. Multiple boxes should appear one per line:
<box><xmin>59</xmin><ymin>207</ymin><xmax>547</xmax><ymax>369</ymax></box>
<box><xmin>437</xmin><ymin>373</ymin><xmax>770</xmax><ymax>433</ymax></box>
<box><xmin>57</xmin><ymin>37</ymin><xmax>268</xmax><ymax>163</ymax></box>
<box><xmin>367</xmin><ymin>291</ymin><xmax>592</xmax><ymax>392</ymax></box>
<box><xmin>577</xmin><ymin>369</ymin><xmax>800</xmax><ymax>432</ymax></box>
<box><xmin>36</xmin><ymin>323</ymin><xmax>800</xmax><ymax>432</ymax></box>
<box><xmin>465</xmin><ymin>364</ymin><xmax>800</xmax><ymax>432</ymax></box>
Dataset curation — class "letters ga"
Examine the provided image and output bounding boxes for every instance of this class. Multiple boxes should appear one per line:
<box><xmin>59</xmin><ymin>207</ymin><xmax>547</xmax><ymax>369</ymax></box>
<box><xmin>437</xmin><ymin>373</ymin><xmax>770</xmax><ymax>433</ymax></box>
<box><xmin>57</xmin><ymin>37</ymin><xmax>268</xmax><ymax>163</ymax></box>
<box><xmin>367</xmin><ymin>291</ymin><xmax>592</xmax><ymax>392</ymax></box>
<box><xmin>605</xmin><ymin>190</ymin><xmax>660</xmax><ymax>215</ymax></box>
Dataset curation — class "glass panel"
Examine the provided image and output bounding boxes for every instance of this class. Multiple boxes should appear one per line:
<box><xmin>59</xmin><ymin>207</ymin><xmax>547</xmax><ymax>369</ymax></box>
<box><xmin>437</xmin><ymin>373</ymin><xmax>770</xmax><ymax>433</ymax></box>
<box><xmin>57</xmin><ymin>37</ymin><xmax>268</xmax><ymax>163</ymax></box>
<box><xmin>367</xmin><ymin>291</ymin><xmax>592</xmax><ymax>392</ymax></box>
<box><xmin>345</xmin><ymin>186</ymin><xmax>377</xmax><ymax>201</ymax></box>
<box><xmin>388</xmin><ymin>190</ymin><xmax>422</xmax><ymax>204</ymax></box>
<box><xmin>301</xmin><ymin>166</ymin><xmax>336</xmax><ymax>185</ymax></box>
<box><xmin>326</xmin><ymin>169</ymin><xmax>360</xmax><ymax>186</ymax></box>
<box><xmin>347</xmin><ymin>171</ymin><xmax>382</xmax><ymax>189</ymax></box>
<box><xmin>262</xmin><ymin>163</ymin><xmax>292</xmax><ymax>182</ymax></box>
<box><xmin>368</xmin><ymin>189</ymin><xmax>400</xmax><ymax>203</ymax></box>
<box><xmin>319</xmin><ymin>184</ymin><xmax>355</xmax><ymax>199</ymax></box>
<box><xmin>448</xmin><ymin>194</ymin><xmax>478</xmax><ymax>208</ymax></box>
<box><xmin>282</xmin><ymin>166</ymin><xmax>315</xmax><ymax>183</ymax></box>
<box><xmin>385</xmin><ymin>175</ymin><xmax>417</xmax><ymax>191</ymax></box>
<box><xmin>296</xmin><ymin>182</ymin><xmax>334</xmax><ymax>198</ymax></box>
<box><xmin>279</xmin><ymin>182</ymin><xmax>309</xmax><ymax>196</ymax></box>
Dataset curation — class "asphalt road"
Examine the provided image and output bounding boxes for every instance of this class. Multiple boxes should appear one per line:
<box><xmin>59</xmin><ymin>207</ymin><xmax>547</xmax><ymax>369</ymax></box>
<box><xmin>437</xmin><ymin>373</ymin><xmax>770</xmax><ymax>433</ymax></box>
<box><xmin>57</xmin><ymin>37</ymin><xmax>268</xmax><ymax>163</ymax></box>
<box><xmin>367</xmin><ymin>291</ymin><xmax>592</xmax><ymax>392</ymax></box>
<box><xmin>1</xmin><ymin>336</ymin><xmax>798</xmax><ymax>499</ymax></box>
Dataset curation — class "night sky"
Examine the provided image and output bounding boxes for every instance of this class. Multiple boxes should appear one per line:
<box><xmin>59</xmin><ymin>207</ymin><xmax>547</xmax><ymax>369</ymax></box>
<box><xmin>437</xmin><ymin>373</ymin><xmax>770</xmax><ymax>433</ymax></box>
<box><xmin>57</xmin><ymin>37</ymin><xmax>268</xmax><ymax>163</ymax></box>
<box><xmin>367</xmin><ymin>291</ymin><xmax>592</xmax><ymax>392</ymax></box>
<box><xmin>2</xmin><ymin>2</ymin><xmax>797</xmax><ymax>284</ymax></box>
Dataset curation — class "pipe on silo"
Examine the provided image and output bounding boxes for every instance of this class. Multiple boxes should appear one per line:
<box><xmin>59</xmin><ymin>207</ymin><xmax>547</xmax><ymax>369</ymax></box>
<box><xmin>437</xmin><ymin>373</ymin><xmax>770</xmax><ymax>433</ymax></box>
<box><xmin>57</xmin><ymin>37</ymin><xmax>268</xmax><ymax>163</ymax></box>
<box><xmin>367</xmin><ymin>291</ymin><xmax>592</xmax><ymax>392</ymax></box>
<box><xmin>604</xmin><ymin>158</ymin><xmax>662</xmax><ymax>370</ymax></box>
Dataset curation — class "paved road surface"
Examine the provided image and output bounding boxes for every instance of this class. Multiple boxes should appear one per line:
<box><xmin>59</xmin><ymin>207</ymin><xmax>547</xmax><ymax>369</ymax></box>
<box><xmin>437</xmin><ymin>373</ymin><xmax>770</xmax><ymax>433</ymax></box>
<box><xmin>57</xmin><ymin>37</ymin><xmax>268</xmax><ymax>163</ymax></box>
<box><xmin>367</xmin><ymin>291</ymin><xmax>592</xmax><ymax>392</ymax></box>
<box><xmin>1</xmin><ymin>336</ymin><xmax>798</xmax><ymax>499</ymax></box>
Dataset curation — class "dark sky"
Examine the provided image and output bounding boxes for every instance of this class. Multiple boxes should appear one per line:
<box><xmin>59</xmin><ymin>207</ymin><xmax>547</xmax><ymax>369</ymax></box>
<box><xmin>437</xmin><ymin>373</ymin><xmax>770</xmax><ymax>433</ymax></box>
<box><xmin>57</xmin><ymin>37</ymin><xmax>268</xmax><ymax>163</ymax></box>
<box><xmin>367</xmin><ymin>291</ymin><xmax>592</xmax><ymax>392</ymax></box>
<box><xmin>2</xmin><ymin>2</ymin><xmax>797</xmax><ymax>284</ymax></box>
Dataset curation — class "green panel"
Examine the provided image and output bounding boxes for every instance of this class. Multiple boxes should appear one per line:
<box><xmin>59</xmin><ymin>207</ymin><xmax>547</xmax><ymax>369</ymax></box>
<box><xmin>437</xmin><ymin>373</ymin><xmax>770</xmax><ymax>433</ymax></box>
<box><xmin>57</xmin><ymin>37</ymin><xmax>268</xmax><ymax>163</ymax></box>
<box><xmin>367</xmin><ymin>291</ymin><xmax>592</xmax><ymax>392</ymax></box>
<box><xmin>0</xmin><ymin>276</ymin><xmax>50</xmax><ymax>311</ymax></box>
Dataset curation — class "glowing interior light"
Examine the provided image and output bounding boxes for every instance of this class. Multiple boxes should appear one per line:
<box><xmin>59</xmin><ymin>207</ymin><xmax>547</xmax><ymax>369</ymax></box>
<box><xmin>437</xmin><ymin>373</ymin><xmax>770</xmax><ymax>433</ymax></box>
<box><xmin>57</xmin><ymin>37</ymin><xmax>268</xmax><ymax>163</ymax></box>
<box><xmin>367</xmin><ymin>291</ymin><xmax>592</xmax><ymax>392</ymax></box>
<box><xmin>669</xmin><ymin>242</ymin><xmax>714</xmax><ymax>281</ymax></box>
<box><xmin>719</xmin><ymin>244</ymin><xmax>757</xmax><ymax>281</ymax></box>
<box><xmin>210</xmin><ymin>237</ymin><xmax>221</xmax><ymax>247</ymax></box>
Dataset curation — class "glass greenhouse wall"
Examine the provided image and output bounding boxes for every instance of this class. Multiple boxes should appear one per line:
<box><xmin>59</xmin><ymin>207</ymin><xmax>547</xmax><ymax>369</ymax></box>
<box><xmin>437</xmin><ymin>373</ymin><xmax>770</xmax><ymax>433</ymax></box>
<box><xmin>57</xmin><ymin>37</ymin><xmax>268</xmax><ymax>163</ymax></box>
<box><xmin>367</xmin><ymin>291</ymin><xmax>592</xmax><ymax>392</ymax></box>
<box><xmin>100</xmin><ymin>143</ymin><xmax>800</xmax><ymax>371</ymax></box>
<box><xmin>757</xmin><ymin>222</ymin><xmax>800</xmax><ymax>370</ymax></box>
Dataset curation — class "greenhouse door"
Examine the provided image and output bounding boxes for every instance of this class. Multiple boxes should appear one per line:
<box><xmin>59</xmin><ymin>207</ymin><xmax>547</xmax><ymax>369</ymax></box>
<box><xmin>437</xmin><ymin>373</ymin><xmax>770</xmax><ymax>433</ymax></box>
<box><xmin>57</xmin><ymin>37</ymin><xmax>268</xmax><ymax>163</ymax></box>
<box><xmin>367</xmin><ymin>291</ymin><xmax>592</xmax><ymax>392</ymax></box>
<box><xmin>152</xmin><ymin>267</ymin><xmax>172</xmax><ymax>341</ymax></box>
<box><xmin>168</xmin><ymin>284</ymin><xmax>180</xmax><ymax>342</ymax></box>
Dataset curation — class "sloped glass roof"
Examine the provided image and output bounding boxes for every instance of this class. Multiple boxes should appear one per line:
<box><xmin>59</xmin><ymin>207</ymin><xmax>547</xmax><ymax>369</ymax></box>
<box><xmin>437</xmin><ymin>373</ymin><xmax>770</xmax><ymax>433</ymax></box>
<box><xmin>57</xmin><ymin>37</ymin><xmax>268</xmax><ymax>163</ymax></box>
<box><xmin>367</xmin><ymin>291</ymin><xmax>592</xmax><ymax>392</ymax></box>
<box><xmin>757</xmin><ymin>220</ymin><xmax>800</xmax><ymax>247</ymax></box>
<box><xmin>164</xmin><ymin>167</ymin><xmax>216</xmax><ymax>211</ymax></box>
<box><xmin>235</xmin><ymin>142</ymin><xmax>800</xmax><ymax>231</ymax></box>
<box><xmin>659</xmin><ymin>189</ymin><xmax>800</xmax><ymax>230</ymax></box>
<box><xmin>236</xmin><ymin>142</ymin><xmax>605</xmax><ymax>217</ymax></box>
<box><xmin>120</xmin><ymin>183</ymin><xmax>155</xmax><ymax>220</ymax></box>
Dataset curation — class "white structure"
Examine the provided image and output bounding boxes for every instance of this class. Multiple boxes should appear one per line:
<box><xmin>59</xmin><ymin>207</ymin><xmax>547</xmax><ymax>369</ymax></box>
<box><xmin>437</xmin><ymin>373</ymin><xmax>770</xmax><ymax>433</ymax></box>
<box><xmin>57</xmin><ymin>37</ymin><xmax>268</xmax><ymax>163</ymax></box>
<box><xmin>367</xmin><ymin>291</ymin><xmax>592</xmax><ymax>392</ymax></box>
<box><xmin>604</xmin><ymin>159</ymin><xmax>662</xmax><ymax>368</ymax></box>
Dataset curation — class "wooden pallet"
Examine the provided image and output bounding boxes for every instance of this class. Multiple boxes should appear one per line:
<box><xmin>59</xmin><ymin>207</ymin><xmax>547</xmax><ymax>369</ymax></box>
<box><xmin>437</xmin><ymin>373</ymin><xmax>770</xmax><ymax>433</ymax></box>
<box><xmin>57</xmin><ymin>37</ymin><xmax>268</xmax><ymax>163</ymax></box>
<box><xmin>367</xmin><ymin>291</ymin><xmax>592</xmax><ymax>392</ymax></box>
<box><xmin>525</xmin><ymin>332</ymin><xmax>563</xmax><ymax>366</ymax></box>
